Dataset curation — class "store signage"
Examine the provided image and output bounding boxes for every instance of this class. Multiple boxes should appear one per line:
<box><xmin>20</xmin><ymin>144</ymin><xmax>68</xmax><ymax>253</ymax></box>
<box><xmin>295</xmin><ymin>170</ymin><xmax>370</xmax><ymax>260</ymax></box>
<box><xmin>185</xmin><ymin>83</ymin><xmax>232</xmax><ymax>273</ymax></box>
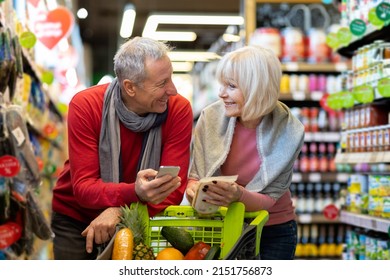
<box><xmin>336</xmin><ymin>27</ymin><xmax>352</xmax><ymax>46</ymax></box>
<box><xmin>27</xmin><ymin>0</ymin><xmax>40</xmax><ymax>7</ymax></box>
<box><xmin>33</xmin><ymin>6</ymin><xmax>74</xmax><ymax>49</ymax></box>
<box><xmin>325</xmin><ymin>32</ymin><xmax>339</xmax><ymax>49</ymax></box>
<box><xmin>349</xmin><ymin>19</ymin><xmax>366</xmax><ymax>37</ymax></box>
<box><xmin>377</xmin><ymin>78</ymin><xmax>390</xmax><ymax>97</ymax></box>
<box><xmin>352</xmin><ymin>85</ymin><xmax>374</xmax><ymax>104</ymax></box>
<box><xmin>0</xmin><ymin>155</ymin><xmax>21</xmax><ymax>177</ymax></box>
<box><xmin>368</xmin><ymin>7</ymin><xmax>385</xmax><ymax>27</ymax></box>
<box><xmin>323</xmin><ymin>204</ymin><xmax>339</xmax><ymax>220</ymax></box>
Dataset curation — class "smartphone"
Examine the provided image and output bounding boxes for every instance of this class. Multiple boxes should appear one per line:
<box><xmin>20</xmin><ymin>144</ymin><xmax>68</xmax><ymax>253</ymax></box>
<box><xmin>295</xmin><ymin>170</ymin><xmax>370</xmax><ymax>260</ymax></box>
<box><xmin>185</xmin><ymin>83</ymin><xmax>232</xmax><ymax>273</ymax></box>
<box><xmin>156</xmin><ymin>166</ymin><xmax>180</xmax><ymax>178</ymax></box>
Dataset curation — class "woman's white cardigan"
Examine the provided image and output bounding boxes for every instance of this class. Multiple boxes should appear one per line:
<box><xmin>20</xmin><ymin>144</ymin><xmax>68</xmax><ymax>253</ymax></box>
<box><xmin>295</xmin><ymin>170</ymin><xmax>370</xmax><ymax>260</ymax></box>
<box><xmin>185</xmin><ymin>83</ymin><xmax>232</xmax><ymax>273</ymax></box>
<box><xmin>189</xmin><ymin>100</ymin><xmax>305</xmax><ymax>200</ymax></box>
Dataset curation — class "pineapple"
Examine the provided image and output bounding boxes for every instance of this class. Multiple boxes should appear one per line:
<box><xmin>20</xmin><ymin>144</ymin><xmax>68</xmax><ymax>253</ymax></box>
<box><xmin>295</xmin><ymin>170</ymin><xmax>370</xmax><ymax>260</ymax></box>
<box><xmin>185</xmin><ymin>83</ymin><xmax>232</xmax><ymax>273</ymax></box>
<box><xmin>119</xmin><ymin>203</ymin><xmax>155</xmax><ymax>260</ymax></box>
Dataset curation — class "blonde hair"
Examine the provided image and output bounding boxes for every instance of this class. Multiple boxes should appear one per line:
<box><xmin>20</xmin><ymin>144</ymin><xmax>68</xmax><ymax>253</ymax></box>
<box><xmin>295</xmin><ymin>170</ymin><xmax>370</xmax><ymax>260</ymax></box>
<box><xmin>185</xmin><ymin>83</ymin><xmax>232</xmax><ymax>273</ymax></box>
<box><xmin>215</xmin><ymin>45</ymin><xmax>282</xmax><ymax>121</ymax></box>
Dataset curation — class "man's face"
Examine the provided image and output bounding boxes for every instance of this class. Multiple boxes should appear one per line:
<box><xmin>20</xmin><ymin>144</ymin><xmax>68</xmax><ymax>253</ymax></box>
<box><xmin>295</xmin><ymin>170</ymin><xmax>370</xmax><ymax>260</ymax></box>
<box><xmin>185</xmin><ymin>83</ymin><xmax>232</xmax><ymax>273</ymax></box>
<box><xmin>130</xmin><ymin>56</ymin><xmax>177</xmax><ymax>115</ymax></box>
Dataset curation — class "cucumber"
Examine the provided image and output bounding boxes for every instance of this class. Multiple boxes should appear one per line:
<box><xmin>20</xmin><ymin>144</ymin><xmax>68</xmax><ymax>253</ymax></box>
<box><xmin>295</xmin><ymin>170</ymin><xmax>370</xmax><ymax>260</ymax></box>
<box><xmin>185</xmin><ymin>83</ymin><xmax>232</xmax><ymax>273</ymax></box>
<box><xmin>161</xmin><ymin>226</ymin><xmax>194</xmax><ymax>255</ymax></box>
<box><xmin>204</xmin><ymin>245</ymin><xmax>221</xmax><ymax>260</ymax></box>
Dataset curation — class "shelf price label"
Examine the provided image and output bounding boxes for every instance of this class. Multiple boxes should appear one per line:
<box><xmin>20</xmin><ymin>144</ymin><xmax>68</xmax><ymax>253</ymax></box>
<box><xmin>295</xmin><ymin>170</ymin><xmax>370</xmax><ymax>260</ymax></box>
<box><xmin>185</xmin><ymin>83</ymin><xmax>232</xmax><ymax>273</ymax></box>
<box><xmin>309</xmin><ymin>173</ymin><xmax>321</xmax><ymax>182</ymax></box>
<box><xmin>350</xmin><ymin>19</ymin><xmax>367</xmax><ymax>37</ymax></box>
<box><xmin>376</xmin><ymin>2</ymin><xmax>390</xmax><ymax>22</ymax></box>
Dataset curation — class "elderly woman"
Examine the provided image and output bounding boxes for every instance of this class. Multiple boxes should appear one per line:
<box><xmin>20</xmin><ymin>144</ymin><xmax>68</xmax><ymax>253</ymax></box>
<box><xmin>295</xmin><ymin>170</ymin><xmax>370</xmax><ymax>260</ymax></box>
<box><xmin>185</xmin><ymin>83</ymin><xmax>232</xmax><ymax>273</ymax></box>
<box><xmin>186</xmin><ymin>45</ymin><xmax>304</xmax><ymax>260</ymax></box>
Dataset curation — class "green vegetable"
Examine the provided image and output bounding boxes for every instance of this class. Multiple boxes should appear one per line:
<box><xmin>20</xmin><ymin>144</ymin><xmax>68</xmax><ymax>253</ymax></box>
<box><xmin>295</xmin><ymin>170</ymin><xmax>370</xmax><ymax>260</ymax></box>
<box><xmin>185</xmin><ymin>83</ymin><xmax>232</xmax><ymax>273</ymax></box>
<box><xmin>204</xmin><ymin>245</ymin><xmax>221</xmax><ymax>260</ymax></box>
<box><xmin>161</xmin><ymin>226</ymin><xmax>194</xmax><ymax>255</ymax></box>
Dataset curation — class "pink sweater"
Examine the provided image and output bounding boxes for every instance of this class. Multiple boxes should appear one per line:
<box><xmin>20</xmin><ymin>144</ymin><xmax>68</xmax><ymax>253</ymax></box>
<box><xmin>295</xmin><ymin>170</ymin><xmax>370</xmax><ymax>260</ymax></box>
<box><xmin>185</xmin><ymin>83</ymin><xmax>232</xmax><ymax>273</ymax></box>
<box><xmin>221</xmin><ymin>122</ymin><xmax>296</xmax><ymax>226</ymax></box>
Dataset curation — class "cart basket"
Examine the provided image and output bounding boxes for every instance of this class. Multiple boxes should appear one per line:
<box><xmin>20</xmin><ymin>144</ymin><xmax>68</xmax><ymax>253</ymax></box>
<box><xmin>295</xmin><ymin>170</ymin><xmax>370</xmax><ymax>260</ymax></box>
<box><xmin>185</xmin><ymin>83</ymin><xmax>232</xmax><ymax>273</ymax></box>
<box><xmin>97</xmin><ymin>202</ymin><xmax>269</xmax><ymax>260</ymax></box>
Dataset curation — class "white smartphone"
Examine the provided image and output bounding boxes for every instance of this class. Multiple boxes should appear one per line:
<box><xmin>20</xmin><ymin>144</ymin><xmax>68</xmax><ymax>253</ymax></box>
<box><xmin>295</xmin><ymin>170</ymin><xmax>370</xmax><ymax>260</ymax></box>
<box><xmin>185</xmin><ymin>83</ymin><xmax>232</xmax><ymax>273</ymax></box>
<box><xmin>156</xmin><ymin>166</ymin><xmax>180</xmax><ymax>178</ymax></box>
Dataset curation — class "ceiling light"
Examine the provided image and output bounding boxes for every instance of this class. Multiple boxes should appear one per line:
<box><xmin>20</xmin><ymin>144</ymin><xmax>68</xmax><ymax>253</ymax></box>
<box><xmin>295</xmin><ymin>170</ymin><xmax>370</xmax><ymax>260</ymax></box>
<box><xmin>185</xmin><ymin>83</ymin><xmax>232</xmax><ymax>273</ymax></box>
<box><xmin>168</xmin><ymin>51</ymin><xmax>221</xmax><ymax>62</ymax></box>
<box><xmin>150</xmin><ymin>31</ymin><xmax>197</xmax><ymax>41</ymax></box>
<box><xmin>143</xmin><ymin>14</ymin><xmax>244</xmax><ymax>41</ymax></box>
<box><xmin>222</xmin><ymin>34</ymin><xmax>241</xmax><ymax>42</ymax></box>
<box><xmin>77</xmin><ymin>8</ymin><xmax>88</xmax><ymax>19</ymax></box>
<box><xmin>172</xmin><ymin>62</ymin><xmax>194</xmax><ymax>72</ymax></box>
<box><xmin>120</xmin><ymin>4</ymin><xmax>136</xmax><ymax>38</ymax></box>
<box><xmin>222</xmin><ymin>25</ymin><xmax>241</xmax><ymax>42</ymax></box>
<box><xmin>146</xmin><ymin>14</ymin><xmax>244</xmax><ymax>26</ymax></box>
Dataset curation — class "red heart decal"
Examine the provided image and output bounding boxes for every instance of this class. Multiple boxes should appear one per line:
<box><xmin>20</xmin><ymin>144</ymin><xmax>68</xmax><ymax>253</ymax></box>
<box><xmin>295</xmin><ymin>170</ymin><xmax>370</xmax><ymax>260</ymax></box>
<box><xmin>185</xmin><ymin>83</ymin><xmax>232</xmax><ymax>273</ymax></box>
<box><xmin>34</xmin><ymin>7</ymin><xmax>74</xmax><ymax>49</ymax></box>
<box><xmin>28</xmin><ymin>0</ymin><xmax>41</xmax><ymax>7</ymax></box>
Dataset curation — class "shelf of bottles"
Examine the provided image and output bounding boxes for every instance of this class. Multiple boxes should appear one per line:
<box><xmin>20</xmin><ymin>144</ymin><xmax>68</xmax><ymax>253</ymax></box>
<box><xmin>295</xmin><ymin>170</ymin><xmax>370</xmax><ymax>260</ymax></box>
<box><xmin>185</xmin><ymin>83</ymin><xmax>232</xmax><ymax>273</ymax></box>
<box><xmin>295</xmin><ymin>223</ymin><xmax>346</xmax><ymax>259</ymax></box>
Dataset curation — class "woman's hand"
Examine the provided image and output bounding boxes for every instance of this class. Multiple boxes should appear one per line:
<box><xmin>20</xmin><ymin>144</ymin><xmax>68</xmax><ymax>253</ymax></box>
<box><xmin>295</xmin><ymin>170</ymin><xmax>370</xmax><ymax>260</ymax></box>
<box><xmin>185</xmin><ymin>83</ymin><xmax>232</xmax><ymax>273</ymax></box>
<box><xmin>81</xmin><ymin>207</ymin><xmax>121</xmax><ymax>253</ymax></box>
<box><xmin>204</xmin><ymin>181</ymin><xmax>243</xmax><ymax>207</ymax></box>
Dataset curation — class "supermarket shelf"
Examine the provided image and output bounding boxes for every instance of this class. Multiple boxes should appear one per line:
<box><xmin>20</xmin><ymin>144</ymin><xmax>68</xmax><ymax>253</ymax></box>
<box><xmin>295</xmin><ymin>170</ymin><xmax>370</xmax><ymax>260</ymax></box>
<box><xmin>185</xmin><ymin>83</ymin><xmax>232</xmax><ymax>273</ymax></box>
<box><xmin>340</xmin><ymin>210</ymin><xmax>390</xmax><ymax>233</ymax></box>
<box><xmin>281</xmin><ymin>62</ymin><xmax>350</xmax><ymax>73</ymax></box>
<box><xmin>279</xmin><ymin>91</ymin><xmax>324</xmax><ymax>101</ymax></box>
<box><xmin>304</xmin><ymin>132</ymin><xmax>340</xmax><ymax>142</ymax></box>
<box><xmin>297</xmin><ymin>213</ymin><xmax>340</xmax><ymax>224</ymax></box>
<box><xmin>335</xmin><ymin>151</ymin><xmax>390</xmax><ymax>164</ymax></box>
<box><xmin>292</xmin><ymin>172</ymin><xmax>349</xmax><ymax>183</ymax></box>
<box><xmin>337</xmin><ymin>24</ymin><xmax>390</xmax><ymax>58</ymax></box>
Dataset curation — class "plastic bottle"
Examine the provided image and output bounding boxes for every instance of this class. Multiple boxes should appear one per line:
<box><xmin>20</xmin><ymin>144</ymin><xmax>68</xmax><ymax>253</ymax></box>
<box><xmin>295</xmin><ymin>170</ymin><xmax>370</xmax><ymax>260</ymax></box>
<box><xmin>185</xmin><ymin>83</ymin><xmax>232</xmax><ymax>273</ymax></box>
<box><xmin>309</xmin><ymin>142</ymin><xmax>319</xmax><ymax>172</ymax></box>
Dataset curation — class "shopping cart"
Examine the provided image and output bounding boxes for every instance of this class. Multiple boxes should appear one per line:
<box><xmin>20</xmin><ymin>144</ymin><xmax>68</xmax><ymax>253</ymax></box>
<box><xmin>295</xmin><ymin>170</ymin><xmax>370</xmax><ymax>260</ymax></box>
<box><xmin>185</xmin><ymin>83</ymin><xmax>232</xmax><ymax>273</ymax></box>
<box><xmin>97</xmin><ymin>202</ymin><xmax>269</xmax><ymax>260</ymax></box>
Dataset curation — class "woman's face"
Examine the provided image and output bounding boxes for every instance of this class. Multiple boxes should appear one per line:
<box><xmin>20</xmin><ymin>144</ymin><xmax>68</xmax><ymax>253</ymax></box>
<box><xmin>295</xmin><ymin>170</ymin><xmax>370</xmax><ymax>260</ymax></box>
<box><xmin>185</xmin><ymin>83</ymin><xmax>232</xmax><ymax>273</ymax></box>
<box><xmin>218</xmin><ymin>79</ymin><xmax>245</xmax><ymax>118</ymax></box>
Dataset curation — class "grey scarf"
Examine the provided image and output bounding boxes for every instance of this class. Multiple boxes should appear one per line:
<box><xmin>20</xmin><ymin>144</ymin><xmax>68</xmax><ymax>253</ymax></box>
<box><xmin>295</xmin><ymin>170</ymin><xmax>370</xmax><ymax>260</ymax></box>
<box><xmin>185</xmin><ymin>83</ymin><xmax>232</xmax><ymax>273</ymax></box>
<box><xmin>99</xmin><ymin>78</ymin><xmax>168</xmax><ymax>183</ymax></box>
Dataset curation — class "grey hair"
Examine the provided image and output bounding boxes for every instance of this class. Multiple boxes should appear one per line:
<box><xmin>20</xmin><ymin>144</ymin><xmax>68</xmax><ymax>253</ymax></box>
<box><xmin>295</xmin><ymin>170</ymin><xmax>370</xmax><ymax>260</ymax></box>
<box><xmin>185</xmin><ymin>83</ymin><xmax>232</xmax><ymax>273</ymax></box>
<box><xmin>113</xmin><ymin>37</ymin><xmax>173</xmax><ymax>85</ymax></box>
<box><xmin>216</xmin><ymin>45</ymin><xmax>282</xmax><ymax>121</ymax></box>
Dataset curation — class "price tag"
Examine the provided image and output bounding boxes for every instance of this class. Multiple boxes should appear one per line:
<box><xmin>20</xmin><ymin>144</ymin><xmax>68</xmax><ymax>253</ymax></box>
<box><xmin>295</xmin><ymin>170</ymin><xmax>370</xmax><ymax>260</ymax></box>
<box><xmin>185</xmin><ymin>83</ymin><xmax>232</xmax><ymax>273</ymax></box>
<box><xmin>292</xmin><ymin>173</ymin><xmax>302</xmax><ymax>182</ymax></box>
<box><xmin>309</xmin><ymin>173</ymin><xmax>321</xmax><ymax>182</ymax></box>
<box><xmin>299</xmin><ymin>214</ymin><xmax>312</xmax><ymax>224</ymax></box>
<box><xmin>304</xmin><ymin>132</ymin><xmax>313</xmax><ymax>142</ymax></box>
<box><xmin>376</xmin><ymin>2</ymin><xmax>390</xmax><ymax>22</ymax></box>
<box><xmin>350</xmin><ymin>19</ymin><xmax>367</xmax><ymax>36</ymax></box>
<box><xmin>336</xmin><ymin>173</ymin><xmax>349</xmax><ymax>182</ymax></box>
<box><xmin>285</xmin><ymin>62</ymin><xmax>299</xmax><ymax>71</ymax></box>
<box><xmin>11</xmin><ymin>127</ymin><xmax>26</xmax><ymax>147</ymax></box>
<box><xmin>335</xmin><ymin>63</ymin><xmax>348</xmax><ymax>72</ymax></box>
<box><xmin>324</xmin><ymin>132</ymin><xmax>340</xmax><ymax>142</ymax></box>
<box><xmin>311</xmin><ymin>91</ymin><xmax>323</xmax><ymax>100</ymax></box>
<box><xmin>292</xmin><ymin>91</ymin><xmax>305</xmax><ymax>100</ymax></box>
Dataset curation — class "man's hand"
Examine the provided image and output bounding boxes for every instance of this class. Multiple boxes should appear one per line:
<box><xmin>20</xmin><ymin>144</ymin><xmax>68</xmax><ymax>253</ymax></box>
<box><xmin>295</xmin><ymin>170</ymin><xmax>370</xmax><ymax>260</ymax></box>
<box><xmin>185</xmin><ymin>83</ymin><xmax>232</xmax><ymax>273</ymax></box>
<box><xmin>81</xmin><ymin>207</ymin><xmax>121</xmax><ymax>254</ymax></box>
<box><xmin>185</xmin><ymin>179</ymin><xmax>200</xmax><ymax>204</ymax></box>
<box><xmin>135</xmin><ymin>169</ymin><xmax>181</xmax><ymax>204</ymax></box>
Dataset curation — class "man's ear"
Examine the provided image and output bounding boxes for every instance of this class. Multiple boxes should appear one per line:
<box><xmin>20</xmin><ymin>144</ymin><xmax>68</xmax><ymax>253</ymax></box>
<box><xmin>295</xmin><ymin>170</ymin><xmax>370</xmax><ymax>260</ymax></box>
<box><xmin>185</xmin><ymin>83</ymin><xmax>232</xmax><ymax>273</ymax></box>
<box><xmin>123</xmin><ymin>79</ymin><xmax>136</xmax><ymax>97</ymax></box>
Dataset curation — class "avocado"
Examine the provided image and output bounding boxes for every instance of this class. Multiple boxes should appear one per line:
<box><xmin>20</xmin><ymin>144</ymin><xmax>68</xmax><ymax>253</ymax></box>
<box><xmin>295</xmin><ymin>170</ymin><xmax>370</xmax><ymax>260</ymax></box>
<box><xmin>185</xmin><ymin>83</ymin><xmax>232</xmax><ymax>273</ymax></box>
<box><xmin>161</xmin><ymin>226</ymin><xmax>194</xmax><ymax>255</ymax></box>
